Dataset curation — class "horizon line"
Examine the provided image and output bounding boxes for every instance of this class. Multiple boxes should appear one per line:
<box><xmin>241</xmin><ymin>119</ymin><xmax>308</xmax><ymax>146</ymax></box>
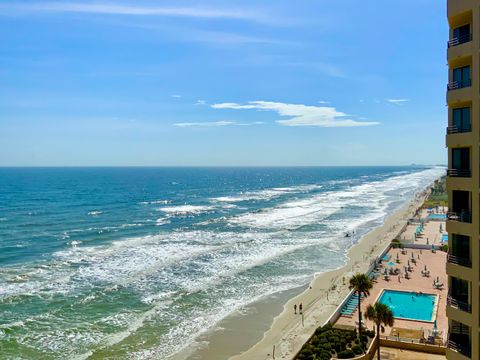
<box><xmin>0</xmin><ymin>164</ymin><xmax>447</xmax><ymax>168</ymax></box>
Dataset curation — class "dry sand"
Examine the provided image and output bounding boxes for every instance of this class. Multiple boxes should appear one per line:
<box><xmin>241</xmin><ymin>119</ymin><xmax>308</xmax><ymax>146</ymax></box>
<box><xmin>171</xmin><ymin>189</ymin><xmax>432</xmax><ymax>360</ymax></box>
<box><xmin>226</xmin><ymin>191</ymin><xmax>430</xmax><ymax>360</ymax></box>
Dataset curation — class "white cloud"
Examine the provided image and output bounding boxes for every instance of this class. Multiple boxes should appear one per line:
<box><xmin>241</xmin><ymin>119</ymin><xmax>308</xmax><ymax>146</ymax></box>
<box><xmin>195</xmin><ymin>100</ymin><xmax>207</xmax><ymax>105</ymax></box>
<box><xmin>212</xmin><ymin>102</ymin><xmax>258</xmax><ymax>110</ymax></box>
<box><xmin>0</xmin><ymin>2</ymin><xmax>274</xmax><ymax>23</ymax></box>
<box><xmin>171</xmin><ymin>94</ymin><xmax>182</xmax><ymax>98</ymax></box>
<box><xmin>173</xmin><ymin>120</ymin><xmax>263</xmax><ymax>128</ymax></box>
<box><xmin>211</xmin><ymin>101</ymin><xmax>379</xmax><ymax>128</ymax></box>
<box><xmin>318</xmin><ymin>100</ymin><xmax>330</xmax><ymax>104</ymax></box>
<box><xmin>387</xmin><ymin>98</ymin><xmax>409</xmax><ymax>105</ymax></box>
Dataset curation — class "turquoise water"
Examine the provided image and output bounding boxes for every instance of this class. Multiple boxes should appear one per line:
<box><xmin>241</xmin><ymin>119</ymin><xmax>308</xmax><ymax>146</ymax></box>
<box><xmin>379</xmin><ymin>290</ymin><xmax>436</xmax><ymax>321</ymax></box>
<box><xmin>0</xmin><ymin>166</ymin><xmax>444</xmax><ymax>359</ymax></box>
<box><xmin>442</xmin><ymin>234</ymin><xmax>449</xmax><ymax>243</ymax></box>
<box><xmin>428</xmin><ymin>214</ymin><xmax>447</xmax><ymax>220</ymax></box>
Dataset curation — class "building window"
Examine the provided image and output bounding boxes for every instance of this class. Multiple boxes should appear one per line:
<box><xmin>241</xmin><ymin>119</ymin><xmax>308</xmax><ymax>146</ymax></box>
<box><xmin>452</xmin><ymin>24</ymin><xmax>471</xmax><ymax>45</ymax></box>
<box><xmin>452</xmin><ymin>66</ymin><xmax>471</xmax><ymax>89</ymax></box>
<box><xmin>451</xmin><ymin>148</ymin><xmax>470</xmax><ymax>170</ymax></box>
<box><xmin>452</xmin><ymin>107</ymin><xmax>471</xmax><ymax>132</ymax></box>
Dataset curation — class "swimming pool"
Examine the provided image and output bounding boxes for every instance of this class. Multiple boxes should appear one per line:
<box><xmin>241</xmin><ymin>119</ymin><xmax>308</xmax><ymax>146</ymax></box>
<box><xmin>378</xmin><ymin>290</ymin><xmax>437</xmax><ymax>322</ymax></box>
<box><xmin>428</xmin><ymin>214</ymin><xmax>447</xmax><ymax>220</ymax></box>
<box><xmin>442</xmin><ymin>234</ymin><xmax>448</xmax><ymax>243</ymax></box>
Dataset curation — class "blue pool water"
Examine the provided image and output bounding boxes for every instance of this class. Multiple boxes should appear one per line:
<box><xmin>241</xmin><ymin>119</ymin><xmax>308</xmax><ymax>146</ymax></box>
<box><xmin>442</xmin><ymin>234</ymin><xmax>449</xmax><ymax>243</ymax></box>
<box><xmin>428</xmin><ymin>213</ymin><xmax>447</xmax><ymax>220</ymax></box>
<box><xmin>378</xmin><ymin>290</ymin><xmax>436</xmax><ymax>322</ymax></box>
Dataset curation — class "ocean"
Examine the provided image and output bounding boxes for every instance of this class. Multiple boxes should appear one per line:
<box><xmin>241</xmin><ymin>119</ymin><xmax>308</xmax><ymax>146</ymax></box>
<box><xmin>0</xmin><ymin>166</ymin><xmax>445</xmax><ymax>359</ymax></box>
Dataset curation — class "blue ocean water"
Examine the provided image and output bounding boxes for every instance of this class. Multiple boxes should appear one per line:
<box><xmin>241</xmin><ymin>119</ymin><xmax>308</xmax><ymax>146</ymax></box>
<box><xmin>0</xmin><ymin>166</ymin><xmax>444</xmax><ymax>359</ymax></box>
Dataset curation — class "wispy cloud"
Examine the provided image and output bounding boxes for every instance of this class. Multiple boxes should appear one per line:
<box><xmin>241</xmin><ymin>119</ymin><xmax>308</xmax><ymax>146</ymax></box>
<box><xmin>195</xmin><ymin>100</ymin><xmax>207</xmax><ymax>105</ymax></box>
<box><xmin>387</xmin><ymin>98</ymin><xmax>409</xmax><ymax>105</ymax></box>
<box><xmin>0</xmin><ymin>2</ymin><xmax>276</xmax><ymax>24</ymax></box>
<box><xmin>212</xmin><ymin>101</ymin><xmax>379</xmax><ymax>128</ymax></box>
<box><xmin>171</xmin><ymin>94</ymin><xmax>182</xmax><ymax>98</ymax></box>
<box><xmin>173</xmin><ymin>120</ymin><xmax>263</xmax><ymax>128</ymax></box>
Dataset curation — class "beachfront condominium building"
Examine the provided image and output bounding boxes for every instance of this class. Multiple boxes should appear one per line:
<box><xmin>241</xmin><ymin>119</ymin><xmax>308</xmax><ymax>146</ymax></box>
<box><xmin>446</xmin><ymin>1</ymin><xmax>480</xmax><ymax>359</ymax></box>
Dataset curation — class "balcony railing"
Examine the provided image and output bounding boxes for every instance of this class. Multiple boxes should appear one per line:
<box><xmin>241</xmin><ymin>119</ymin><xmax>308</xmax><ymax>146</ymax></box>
<box><xmin>448</xmin><ymin>79</ymin><xmax>472</xmax><ymax>91</ymax></box>
<box><xmin>447</xmin><ymin>124</ymin><xmax>472</xmax><ymax>134</ymax></box>
<box><xmin>447</xmin><ymin>253</ymin><xmax>472</xmax><ymax>268</ymax></box>
<box><xmin>447</xmin><ymin>211</ymin><xmax>472</xmax><ymax>223</ymax></box>
<box><xmin>448</xmin><ymin>339</ymin><xmax>472</xmax><ymax>358</ymax></box>
<box><xmin>447</xmin><ymin>294</ymin><xmax>472</xmax><ymax>313</ymax></box>
<box><xmin>448</xmin><ymin>34</ymin><xmax>473</xmax><ymax>48</ymax></box>
<box><xmin>447</xmin><ymin>169</ymin><xmax>472</xmax><ymax>177</ymax></box>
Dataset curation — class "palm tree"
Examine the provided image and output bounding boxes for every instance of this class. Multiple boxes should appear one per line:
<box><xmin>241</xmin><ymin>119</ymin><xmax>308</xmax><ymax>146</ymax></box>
<box><xmin>349</xmin><ymin>273</ymin><xmax>373</xmax><ymax>339</ymax></box>
<box><xmin>365</xmin><ymin>303</ymin><xmax>394</xmax><ymax>360</ymax></box>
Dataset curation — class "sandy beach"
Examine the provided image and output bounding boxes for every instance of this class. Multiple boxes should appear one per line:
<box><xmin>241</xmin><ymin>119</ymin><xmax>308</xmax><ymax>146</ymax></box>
<box><xmin>224</xmin><ymin>190</ymin><xmax>430</xmax><ymax>360</ymax></box>
<box><xmin>173</xmin><ymin>187</ymin><xmax>430</xmax><ymax>360</ymax></box>
<box><xmin>171</xmin><ymin>185</ymin><xmax>435</xmax><ymax>360</ymax></box>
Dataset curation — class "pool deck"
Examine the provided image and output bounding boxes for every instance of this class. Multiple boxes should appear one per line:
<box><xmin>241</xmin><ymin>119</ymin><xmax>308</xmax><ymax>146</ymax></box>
<box><xmin>398</xmin><ymin>208</ymin><xmax>447</xmax><ymax>246</ymax></box>
<box><xmin>378</xmin><ymin>347</ymin><xmax>446</xmax><ymax>359</ymax></box>
<box><xmin>336</xmin><ymin>247</ymin><xmax>447</xmax><ymax>340</ymax></box>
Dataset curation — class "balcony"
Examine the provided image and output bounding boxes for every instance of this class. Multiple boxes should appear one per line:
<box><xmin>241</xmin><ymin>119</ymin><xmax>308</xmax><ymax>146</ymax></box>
<box><xmin>447</xmin><ymin>169</ymin><xmax>471</xmax><ymax>177</ymax></box>
<box><xmin>448</xmin><ymin>339</ymin><xmax>471</xmax><ymax>358</ymax></box>
<box><xmin>448</xmin><ymin>211</ymin><xmax>472</xmax><ymax>223</ymax></box>
<box><xmin>448</xmin><ymin>34</ymin><xmax>472</xmax><ymax>47</ymax></box>
<box><xmin>447</xmin><ymin>294</ymin><xmax>472</xmax><ymax>313</ymax></box>
<box><xmin>447</xmin><ymin>253</ymin><xmax>472</xmax><ymax>268</ymax></box>
<box><xmin>447</xmin><ymin>124</ymin><xmax>471</xmax><ymax>134</ymax></box>
<box><xmin>448</xmin><ymin>79</ymin><xmax>472</xmax><ymax>91</ymax></box>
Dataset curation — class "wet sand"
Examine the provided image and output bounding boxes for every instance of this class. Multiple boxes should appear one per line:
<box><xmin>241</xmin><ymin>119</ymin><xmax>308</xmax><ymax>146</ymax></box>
<box><xmin>171</xmin><ymin>191</ymin><xmax>430</xmax><ymax>360</ymax></box>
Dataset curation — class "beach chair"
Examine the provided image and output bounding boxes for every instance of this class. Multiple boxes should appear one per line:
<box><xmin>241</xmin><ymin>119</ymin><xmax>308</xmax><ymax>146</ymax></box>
<box><xmin>384</xmin><ymin>274</ymin><xmax>390</xmax><ymax>281</ymax></box>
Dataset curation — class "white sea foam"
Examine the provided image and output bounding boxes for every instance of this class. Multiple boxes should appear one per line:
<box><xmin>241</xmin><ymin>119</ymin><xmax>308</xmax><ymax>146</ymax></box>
<box><xmin>228</xmin><ymin>167</ymin><xmax>444</xmax><ymax>230</ymax></box>
<box><xmin>210</xmin><ymin>184</ymin><xmax>322</xmax><ymax>204</ymax></box>
<box><xmin>139</xmin><ymin>200</ymin><xmax>170</xmax><ymax>205</ymax></box>
<box><xmin>87</xmin><ymin>211</ymin><xmax>103</xmax><ymax>216</ymax></box>
<box><xmin>158</xmin><ymin>205</ymin><xmax>214</xmax><ymax>216</ymax></box>
<box><xmin>155</xmin><ymin>218</ymin><xmax>170</xmax><ymax>226</ymax></box>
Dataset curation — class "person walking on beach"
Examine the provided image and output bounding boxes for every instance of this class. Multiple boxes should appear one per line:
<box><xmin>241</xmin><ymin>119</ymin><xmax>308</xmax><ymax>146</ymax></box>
<box><xmin>299</xmin><ymin>303</ymin><xmax>303</xmax><ymax>315</ymax></box>
<box><xmin>294</xmin><ymin>304</ymin><xmax>297</xmax><ymax>315</ymax></box>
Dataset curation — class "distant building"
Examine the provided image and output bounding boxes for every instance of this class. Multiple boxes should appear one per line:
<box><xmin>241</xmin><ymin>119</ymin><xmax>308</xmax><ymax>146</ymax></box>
<box><xmin>446</xmin><ymin>1</ymin><xmax>476</xmax><ymax>359</ymax></box>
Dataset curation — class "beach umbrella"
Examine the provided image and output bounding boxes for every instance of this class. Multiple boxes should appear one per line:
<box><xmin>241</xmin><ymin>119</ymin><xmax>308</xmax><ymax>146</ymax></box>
<box><xmin>384</xmin><ymin>268</ymin><xmax>388</xmax><ymax>276</ymax></box>
<box><xmin>411</xmin><ymin>252</ymin><xmax>415</xmax><ymax>259</ymax></box>
<box><xmin>424</xmin><ymin>265</ymin><xmax>427</xmax><ymax>271</ymax></box>
<box><xmin>436</xmin><ymin>276</ymin><xmax>440</xmax><ymax>284</ymax></box>
<box><xmin>433</xmin><ymin>320</ymin><xmax>438</xmax><ymax>336</ymax></box>
<box><xmin>407</xmin><ymin>259</ymin><xmax>410</xmax><ymax>267</ymax></box>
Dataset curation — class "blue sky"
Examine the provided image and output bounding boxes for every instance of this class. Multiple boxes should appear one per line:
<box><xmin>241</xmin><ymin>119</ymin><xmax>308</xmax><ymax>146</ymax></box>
<box><xmin>0</xmin><ymin>0</ymin><xmax>447</xmax><ymax>166</ymax></box>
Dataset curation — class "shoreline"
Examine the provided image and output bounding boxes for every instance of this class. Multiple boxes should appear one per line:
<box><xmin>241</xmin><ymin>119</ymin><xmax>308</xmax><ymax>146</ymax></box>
<box><xmin>168</xmin><ymin>183</ymin><xmax>433</xmax><ymax>360</ymax></box>
<box><xmin>175</xmin><ymin>186</ymin><xmax>432</xmax><ymax>360</ymax></box>
<box><xmin>229</xmin><ymin>189</ymin><xmax>430</xmax><ymax>360</ymax></box>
